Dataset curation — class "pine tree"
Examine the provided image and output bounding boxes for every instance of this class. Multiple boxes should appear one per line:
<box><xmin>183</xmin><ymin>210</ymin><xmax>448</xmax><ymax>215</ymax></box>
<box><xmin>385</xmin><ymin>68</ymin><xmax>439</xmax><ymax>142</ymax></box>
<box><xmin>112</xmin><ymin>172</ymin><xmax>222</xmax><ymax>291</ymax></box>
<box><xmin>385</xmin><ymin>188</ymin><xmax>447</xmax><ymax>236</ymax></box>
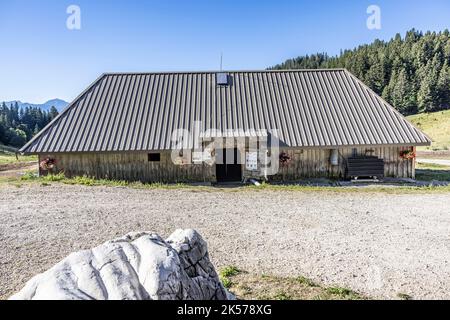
<box><xmin>33</xmin><ymin>124</ymin><xmax>40</xmax><ymax>136</ymax></box>
<box><xmin>49</xmin><ymin>106</ymin><xmax>59</xmax><ymax>120</ymax></box>
<box><xmin>271</xmin><ymin>29</ymin><xmax>450</xmax><ymax>115</ymax></box>
<box><xmin>418</xmin><ymin>66</ymin><xmax>438</xmax><ymax>113</ymax></box>
<box><xmin>391</xmin><ymin>69</ymin><xmax>417</xmax><ymax>114</ymax></box>
<box><xmin>437</xmin><ymin>61</ymin><xmax>450</xmax><ymax>109</ymax></box>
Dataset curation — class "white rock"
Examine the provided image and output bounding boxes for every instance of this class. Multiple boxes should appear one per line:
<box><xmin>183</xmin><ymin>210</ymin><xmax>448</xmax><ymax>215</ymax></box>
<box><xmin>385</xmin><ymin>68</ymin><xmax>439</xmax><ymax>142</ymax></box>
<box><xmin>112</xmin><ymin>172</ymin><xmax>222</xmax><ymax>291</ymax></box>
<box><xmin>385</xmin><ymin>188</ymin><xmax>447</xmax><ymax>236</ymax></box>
<box><xmin>10</xmin><ymin>229</ymin><xmax>231</xmax><ymax>300</ymax></box>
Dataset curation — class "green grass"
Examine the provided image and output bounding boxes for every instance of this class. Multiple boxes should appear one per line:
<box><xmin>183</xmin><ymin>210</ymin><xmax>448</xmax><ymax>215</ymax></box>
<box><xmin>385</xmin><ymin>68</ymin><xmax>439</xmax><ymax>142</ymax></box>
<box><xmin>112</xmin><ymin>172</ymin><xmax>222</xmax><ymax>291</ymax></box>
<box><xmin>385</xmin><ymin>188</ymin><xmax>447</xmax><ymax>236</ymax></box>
<box><xmin>273</xmin><ymin>291</ymin><xmax>292</xmax><ymax>300</ymax></box>
<box><xmin>221</xmin><ymin>277</ymin><xmax>233</xmax><ymax>289</ymax></box>
<box><xmin>223</xmin><ymin>270</ymin><xmax>365</xmax><ymax>300</ymax></box>
<box><xmin>407</xmin><ymin>110</ymin><xmax>450</xmax><ymax>151</ymax></box>
<box><xmin>20</xmin><ymin>170</ymin><xmax>38</xmax><ymax>181</ymax></box>
<box><xmin>220</xmin><ymin>266</ymin><xmax>241</xmax><ymax>278</ymax></box>
<box><xmin>0</xmin><ymin>144</ymin><xmax>37</xmax><ymax>165</ymax></box>
<box><xmin>416</xmin><ymin>162</ymin><xmax>450</xmax><ymax>181</ymax></box>
<box><xmin>2</xmin><ymin>173</ymin><xmax>450</xmax><ymax>193</ymax></box>
<box><xmin>219</xmin><ymin>266</ymin><xmax>241</xmax><ymax>289</ymax></box>
<box><xmin>296</xmin><ymin>276</ymin><xmax>318</xmax><ymax>287</ymax></box>
<box><xmin>397</xmin><ymin>293</ymin><xmax>413</xmax><ymax>300</ymax></box>
<box><xmin>242</xmin><ymin>181</ymin><xmax>450</xmax><ymax>193</ymax></box>
<box><xmin>325</xmin><ymin>287</ymin><xmax>361</xmax><ymax>299</ymax></box>
<box><xmin>416</xmin><ymin>162</ymin><xmax>450</xmax><ymax>170</ymax></box>
<box><xmin>416</xmin><ymin>169</ymin><xmax>450</xmax><ymax>181</ymax></box>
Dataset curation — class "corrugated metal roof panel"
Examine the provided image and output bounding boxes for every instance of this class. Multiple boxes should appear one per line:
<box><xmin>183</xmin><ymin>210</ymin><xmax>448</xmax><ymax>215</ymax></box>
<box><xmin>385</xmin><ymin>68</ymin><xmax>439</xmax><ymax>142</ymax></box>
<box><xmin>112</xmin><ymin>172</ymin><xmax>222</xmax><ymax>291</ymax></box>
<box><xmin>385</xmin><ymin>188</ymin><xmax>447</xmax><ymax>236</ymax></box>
<box><xmin>20</xmin><ymin>69</ymin><xmax>431</xmax><ymax>153</ymax></box>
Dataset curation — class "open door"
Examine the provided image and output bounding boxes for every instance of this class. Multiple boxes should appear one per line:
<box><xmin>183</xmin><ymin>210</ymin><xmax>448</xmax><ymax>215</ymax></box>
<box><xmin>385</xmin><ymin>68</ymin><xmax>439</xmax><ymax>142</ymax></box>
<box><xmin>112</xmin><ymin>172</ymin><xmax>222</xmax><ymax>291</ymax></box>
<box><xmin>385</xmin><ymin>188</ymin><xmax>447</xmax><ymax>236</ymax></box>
<box><xmin>216</xmin><ymin>148</ymin><xmax>242</xmax><ymax>182</ymax></box>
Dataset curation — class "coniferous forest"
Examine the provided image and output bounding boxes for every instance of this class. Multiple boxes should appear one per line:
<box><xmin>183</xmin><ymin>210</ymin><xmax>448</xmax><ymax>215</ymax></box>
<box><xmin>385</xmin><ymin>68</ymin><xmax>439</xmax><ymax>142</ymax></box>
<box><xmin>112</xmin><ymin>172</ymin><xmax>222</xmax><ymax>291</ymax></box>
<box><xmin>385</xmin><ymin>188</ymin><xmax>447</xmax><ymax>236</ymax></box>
<box><xmin>1</xmin><ymin>30</ymin><xmax>449</xmax><ymax>149</ymax></box>
<box><xmin>272</xmin><ymin>29</ymin><xmax>450</xmax><ymax>115</ymax></box>
<box><xmin>0</xmin><ymin>102</ymin><xmax>59</xmax><ymax>147</ymax></box>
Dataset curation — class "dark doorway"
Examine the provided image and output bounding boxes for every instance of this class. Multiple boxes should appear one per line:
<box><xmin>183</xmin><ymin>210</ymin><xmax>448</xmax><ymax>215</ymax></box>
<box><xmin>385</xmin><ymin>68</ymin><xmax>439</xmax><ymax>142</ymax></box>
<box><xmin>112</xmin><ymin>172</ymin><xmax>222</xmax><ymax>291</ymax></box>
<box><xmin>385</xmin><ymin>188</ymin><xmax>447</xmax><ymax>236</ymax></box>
<box><xmin>216</xmin><ymin>148</ymin><xmax>242</xmax><ymax>182</ymax></box>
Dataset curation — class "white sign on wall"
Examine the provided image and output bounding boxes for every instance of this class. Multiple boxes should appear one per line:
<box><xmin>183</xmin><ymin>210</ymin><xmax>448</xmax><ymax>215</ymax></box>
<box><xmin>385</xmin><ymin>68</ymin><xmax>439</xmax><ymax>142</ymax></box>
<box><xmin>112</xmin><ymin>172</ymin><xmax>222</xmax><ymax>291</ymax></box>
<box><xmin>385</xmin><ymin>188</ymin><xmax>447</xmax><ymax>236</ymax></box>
<box><xmin>192</xmin><ymin>150</ymin><xmax>212</xmax><ymax>163</ymax></box>
<box><xmin>246</xmin><ymin>152</ymin><xmax>258</xmax><ymax>171</ymax></box>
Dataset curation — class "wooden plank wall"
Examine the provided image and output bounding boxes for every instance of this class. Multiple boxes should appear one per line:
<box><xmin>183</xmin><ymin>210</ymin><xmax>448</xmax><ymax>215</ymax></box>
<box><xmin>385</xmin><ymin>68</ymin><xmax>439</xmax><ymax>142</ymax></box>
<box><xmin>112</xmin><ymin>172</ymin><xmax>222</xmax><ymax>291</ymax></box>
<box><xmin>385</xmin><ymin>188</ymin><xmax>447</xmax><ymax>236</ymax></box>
<box><xmin>39</xmin><ymin>146</ymin><xmax>415</xmax><ymax>183</ymax></box>
<box><xmin>271</xmin><ymin>146</ymin><xmax>415</xmax><ymax>180</ymax></box>
<box><xmin>40</xmin><ymin>151</ymin><xmax>214</xmax><ymax>183</ymax></box>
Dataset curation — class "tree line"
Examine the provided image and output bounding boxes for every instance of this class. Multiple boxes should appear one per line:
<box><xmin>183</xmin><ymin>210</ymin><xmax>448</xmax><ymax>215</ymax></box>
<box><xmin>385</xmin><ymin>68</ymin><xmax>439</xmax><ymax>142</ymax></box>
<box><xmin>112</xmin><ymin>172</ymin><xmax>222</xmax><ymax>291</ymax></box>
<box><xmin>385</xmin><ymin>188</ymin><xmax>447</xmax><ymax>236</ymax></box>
<box><xmin>0</xmin><ymin>102</ymin><xmax>59</xmax><ymax>148</ymax></box>
<box><xmin>271</xmin><ymin>29</ymin><xmax>450</xmax><ymax>115</ymax></box>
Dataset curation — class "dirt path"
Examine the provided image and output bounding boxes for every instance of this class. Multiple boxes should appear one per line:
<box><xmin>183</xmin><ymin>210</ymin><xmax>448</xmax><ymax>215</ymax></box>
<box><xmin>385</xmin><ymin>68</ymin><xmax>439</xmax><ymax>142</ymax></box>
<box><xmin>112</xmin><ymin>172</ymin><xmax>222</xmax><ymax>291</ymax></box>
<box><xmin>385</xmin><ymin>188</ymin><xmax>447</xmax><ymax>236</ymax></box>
<box><xmin>0</xmin><ymin>163</ymin><xmax>37</xmax><ymax>178</ymax></box>
<box><xmin>417</xmin><ymin>158</ymin><xmax>450</xmax><ymax>166</ymax></box>
<box><xmin>1</xmin><ymin>184</ymin><xmax>449</xmax><ymax>300</ymax></box>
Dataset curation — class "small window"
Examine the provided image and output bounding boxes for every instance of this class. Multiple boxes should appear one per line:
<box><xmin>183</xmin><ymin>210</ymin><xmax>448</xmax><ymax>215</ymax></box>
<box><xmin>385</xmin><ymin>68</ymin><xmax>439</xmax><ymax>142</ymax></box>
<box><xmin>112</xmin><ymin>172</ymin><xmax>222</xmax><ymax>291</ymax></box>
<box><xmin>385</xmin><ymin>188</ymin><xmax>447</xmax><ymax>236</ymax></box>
<box><xmin>148</xmin><ymin>153</ymin><xmax>160</xmax><ymax>162</ymax></box>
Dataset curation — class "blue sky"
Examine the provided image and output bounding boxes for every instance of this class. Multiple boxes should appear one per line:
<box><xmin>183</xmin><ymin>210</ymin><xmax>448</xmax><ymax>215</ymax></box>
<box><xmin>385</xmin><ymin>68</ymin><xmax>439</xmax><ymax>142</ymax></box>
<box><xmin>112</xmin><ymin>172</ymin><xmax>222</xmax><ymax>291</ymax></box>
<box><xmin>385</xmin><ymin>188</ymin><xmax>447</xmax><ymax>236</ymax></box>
<box><xmin>0</xmin><ymin>0</ymin><xmax>449</xmax><ymax>103</ymax></box>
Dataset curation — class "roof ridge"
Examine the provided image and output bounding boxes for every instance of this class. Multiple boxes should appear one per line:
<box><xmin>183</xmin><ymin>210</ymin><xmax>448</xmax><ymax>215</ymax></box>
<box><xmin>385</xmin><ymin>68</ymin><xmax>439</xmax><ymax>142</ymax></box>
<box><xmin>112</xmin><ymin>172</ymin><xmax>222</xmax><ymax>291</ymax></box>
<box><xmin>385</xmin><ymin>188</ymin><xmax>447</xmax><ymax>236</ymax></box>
<box><xmin>103</xmin><ymin>68</ymin><xmax>347</xmax><ymax>76</ymax></box>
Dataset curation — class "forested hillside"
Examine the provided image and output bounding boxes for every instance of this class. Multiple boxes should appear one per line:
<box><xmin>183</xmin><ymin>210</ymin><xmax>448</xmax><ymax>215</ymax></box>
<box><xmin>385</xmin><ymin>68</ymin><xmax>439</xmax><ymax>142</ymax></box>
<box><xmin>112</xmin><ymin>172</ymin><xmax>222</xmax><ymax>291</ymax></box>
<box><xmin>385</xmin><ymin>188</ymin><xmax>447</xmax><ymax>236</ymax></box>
<box><xmin>0</xmin><ymin>102</ymin><xmax>59</xmax><ymax>147</ymax></box>
<box><xmin>272</xmin><ymin>29</ymin><xmax>450</xmax><ymax>115</ymax></box>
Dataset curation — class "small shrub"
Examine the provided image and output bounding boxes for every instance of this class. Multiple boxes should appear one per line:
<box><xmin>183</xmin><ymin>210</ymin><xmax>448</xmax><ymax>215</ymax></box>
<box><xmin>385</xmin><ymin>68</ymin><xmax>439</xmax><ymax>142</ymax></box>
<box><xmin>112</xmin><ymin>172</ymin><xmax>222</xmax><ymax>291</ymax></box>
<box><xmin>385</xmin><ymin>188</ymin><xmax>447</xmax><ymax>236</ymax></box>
<box><xmin>219</xmin><ymin>266</ymin><xmax>240</xmax><ymax>289</ymax></box>
<box><xmin>21</xmin><ymin>171</ymin><xmax>38</xmax><ymax>181</ymax></box>
<box><xmin>221</xmin><ymin>277</ymin><xmax>233</xmax><ymax>289</ymax></box>
<box><xmin>220</xmin><ymin>266</ymin><xmax>240</xmax><ymax>278</ymax></box>
<box><xmin>42</xmin><ymin>172</ymin><xmax>65</xmax><ymax>182</ymax></box>
<box><xmin>72</xmin><ymin>175</ymin><xmax>96</xmax><ymax>186</ymax></box>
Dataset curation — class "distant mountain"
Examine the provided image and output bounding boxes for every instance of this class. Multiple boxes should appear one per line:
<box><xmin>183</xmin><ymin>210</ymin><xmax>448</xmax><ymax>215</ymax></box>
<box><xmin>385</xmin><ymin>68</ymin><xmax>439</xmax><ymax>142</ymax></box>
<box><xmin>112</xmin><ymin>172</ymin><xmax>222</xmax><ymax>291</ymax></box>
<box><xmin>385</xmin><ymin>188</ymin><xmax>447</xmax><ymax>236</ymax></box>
<box><xmin>2</xmin><ymin>99</ymin><xmax>68</xmax><ymax>112</ymax></box>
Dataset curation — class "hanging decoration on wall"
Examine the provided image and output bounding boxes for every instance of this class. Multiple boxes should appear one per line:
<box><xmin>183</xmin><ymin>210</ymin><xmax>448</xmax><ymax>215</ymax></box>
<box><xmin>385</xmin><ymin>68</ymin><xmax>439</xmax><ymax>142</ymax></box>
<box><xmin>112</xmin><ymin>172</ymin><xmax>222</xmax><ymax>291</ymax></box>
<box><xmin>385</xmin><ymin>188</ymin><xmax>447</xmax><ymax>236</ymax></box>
<box><xmin>279</xmin><ymin>152</ymin><xmax>292</xmax><ymax>166</ymax></box>
<box><xmin>40</xmin><ymin>158</ymin><xmax>56</xmax><ymax>171</ymax></box>
<box><xmin>399</xmin><ymin>149</ymin><xmax>416</xmax><ymax>160</ymax></box>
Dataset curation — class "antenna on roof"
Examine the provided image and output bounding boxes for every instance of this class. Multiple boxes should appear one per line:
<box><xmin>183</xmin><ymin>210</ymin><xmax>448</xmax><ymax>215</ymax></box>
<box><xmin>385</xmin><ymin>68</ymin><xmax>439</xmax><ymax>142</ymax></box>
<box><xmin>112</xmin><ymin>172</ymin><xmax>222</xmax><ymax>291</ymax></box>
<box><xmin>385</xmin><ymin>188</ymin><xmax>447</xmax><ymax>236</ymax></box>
<box><xmin>220</xmin><ymin>52</ymin><xmax>223</xmax><ymax>71</ymax></box>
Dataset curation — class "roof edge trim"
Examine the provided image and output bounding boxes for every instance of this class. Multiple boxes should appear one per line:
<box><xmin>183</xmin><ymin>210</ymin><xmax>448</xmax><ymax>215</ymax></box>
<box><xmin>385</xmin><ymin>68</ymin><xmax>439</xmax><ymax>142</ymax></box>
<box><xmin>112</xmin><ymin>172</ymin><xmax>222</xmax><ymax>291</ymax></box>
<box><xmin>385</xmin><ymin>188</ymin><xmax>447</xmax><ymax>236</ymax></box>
<box><xmin>343</xmin><ymin>69</ymin><xmax>432</xmax><ymax>145</ymax></box>
<box><xmin>19</xmin><ymin>73</ymin><xmax>108</xmax><ymax>154</ymax></box>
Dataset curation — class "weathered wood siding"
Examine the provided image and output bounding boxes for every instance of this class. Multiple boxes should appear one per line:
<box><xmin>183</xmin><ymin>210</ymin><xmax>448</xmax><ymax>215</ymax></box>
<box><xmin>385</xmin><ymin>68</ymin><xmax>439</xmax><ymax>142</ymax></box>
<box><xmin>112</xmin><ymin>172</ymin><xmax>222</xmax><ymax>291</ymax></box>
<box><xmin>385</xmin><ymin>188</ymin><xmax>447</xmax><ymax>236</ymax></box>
<box><xmin>271</xmin><ymin>146</ymin><xmax>415</xmax><ymax>180</ymax></box>
<box><xmin>39</xmin><ymin>152</ymin><xmax>214</xmax><ymax>183</ymax></box>
<box><xmin>39</xmin><ymin>146</ymin><xmax>415</xmax><ymax>182</ymax></box>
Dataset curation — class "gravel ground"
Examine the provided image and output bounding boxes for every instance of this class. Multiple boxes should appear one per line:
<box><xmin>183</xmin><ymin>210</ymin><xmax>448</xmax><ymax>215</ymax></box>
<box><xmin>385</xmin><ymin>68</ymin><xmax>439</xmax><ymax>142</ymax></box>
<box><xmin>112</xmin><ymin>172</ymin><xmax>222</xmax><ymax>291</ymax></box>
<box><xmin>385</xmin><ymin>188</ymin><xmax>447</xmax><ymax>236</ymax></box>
<box><xmin>1</xmin><ymin>183</ymin><xmax>449</xmax><ymax>300</ymax></box>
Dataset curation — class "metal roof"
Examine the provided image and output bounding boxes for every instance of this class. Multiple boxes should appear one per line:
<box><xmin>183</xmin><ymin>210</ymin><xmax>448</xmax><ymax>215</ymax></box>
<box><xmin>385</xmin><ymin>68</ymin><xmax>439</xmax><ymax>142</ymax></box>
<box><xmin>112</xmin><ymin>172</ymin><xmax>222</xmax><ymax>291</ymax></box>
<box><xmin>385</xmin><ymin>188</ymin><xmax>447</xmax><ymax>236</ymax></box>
<box><xmin>20</xmin><ymin>69</ymin><xmax>431</xmax><ymax>153</ymax></box>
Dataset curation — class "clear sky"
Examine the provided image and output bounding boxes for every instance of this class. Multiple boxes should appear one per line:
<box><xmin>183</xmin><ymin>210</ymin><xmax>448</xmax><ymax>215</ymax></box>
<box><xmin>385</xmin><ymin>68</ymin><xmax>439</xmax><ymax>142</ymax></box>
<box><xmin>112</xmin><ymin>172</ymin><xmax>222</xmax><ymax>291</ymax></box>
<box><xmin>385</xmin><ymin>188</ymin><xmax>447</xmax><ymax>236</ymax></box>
<box><xmin>0</xmin><ymin>0</ymin><xmax>449</xmax><ymax>103</ymax></box>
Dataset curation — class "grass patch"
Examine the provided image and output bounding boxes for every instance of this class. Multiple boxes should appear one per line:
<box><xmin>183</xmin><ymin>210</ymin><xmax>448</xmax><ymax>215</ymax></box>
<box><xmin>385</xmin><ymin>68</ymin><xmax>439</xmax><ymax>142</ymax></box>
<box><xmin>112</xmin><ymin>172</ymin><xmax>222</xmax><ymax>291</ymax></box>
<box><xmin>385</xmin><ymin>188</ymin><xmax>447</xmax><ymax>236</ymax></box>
<box><xmin>273</xmin><ymin>291</ymin><xmax>292</xmax><ymax>300</ymax></box>
<box><xmin>221</xmin><ymin>277</ymin><xmax>233</xmax><ymax>289</ymax></box>
<box><xmin>242</xmin><ymin>182</ymin><xmax>450</xmax><ymax>194</ymax></box>
<box><xmin>20</xmin><ymin>170</ymin><xmax>38</xmax><ymax>181</ymax></box>
<box><xmin>325</xmin><ymin>287</ymin><xmax>360</xmax><ymax>299</ymax></box>
<box><xmin>223</xmin><ymin>270</ymin><xmax>365</xmax><ymax>300</ymax></box>
<box><xmin>296</xmin><ymin>276</ymin><xmax>318</xmax><ymax>287</ymax></box>
<box><xmin>416</xmin><ymin>170</ymin><xmax>450</xmax><ymax>181</ymax></box>
<box><xmin>219</xmin><ymin>266</ymin><xmax>241</xmax><ymax>289</ymax></box>
<box><xmin>42</xmin><ymin>173</ymin><xmax>66</xmax><ymax>182</ymax></box>
<box><xmin>220</xmin><ymin>266</ymin><xmax>240</xmax><ymax>278</ymax></box>
<box><xmin>2</xmin><ymin>172</ymin><xmax>450</xmax><ymax>193</ymax></box>
<box><xmin>416</xmin><ymin>162</ymin><xmax>450</xmax><ymax>170</ymax></box>
<box><xmin>416</xmin><ymin>161</ymin><xmax>450</xmax><ymax>183</ymax></box>
<box><xmin>397</xmin><ymin>293</ymin><xmax>413</xmax><ymax>300</ymax></box>
<box><xmin>0</xmin><ymin>144</ymin><xmax>37</xmax><ymax>165</ymax></box>
<box><xmin>407</xmin><ymin>110</ymin><xmax>450</xmax><ymax>151</ymax></box>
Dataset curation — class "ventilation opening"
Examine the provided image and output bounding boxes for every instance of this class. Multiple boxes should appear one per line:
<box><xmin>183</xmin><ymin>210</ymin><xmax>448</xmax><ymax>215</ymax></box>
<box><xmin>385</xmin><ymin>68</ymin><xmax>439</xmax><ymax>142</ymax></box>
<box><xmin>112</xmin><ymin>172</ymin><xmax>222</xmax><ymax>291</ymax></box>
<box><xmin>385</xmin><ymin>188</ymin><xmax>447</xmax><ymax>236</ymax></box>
<box><xmin>148</xmin><ymin>153</ymin><xmax>161</xmax><ymax>162</ymax></box>
<box><xmin>216</xmin><ymin>73</ymin><xmax>229</xmax><ymax>86</ymax></box>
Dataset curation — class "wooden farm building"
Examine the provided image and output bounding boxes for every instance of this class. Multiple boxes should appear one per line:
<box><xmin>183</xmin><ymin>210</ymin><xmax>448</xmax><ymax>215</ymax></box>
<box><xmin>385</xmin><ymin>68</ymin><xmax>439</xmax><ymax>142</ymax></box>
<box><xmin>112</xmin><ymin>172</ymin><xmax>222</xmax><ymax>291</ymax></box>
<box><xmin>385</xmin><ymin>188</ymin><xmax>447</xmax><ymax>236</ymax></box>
<box><xmin>20</xmin><ymin>69</ymin><xmax>431</xmax><ymax>183</ymax></box>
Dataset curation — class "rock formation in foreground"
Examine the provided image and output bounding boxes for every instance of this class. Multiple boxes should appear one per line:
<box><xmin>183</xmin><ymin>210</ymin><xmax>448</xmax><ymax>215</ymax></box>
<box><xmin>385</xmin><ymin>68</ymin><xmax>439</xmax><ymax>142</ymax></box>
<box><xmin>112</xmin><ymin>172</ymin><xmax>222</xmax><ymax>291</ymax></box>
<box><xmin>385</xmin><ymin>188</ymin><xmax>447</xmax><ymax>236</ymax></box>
<box><xmin>10</xmin><ymin>229</ymin><xmax>232</xmax><ymax>300</ymax></box>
